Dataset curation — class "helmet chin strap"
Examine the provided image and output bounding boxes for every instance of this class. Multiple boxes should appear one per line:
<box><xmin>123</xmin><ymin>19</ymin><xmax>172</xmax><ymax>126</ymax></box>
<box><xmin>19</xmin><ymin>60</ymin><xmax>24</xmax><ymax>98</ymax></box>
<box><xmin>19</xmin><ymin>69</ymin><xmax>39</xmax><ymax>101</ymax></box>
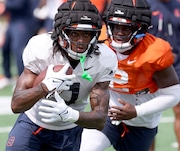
<box><xmin>111</xmin><ymin>40</ymin><xmax>134</xmax><ymax>53</ymax></box>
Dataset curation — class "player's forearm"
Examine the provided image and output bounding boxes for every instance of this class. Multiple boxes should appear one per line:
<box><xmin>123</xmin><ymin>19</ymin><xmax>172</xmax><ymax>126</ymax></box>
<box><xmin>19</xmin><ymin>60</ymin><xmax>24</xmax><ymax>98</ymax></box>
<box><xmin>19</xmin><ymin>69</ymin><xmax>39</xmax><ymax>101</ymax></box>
<box><xmin>135</xmin><ymin>84</ymin><xmax>180</xmax><ymax>116</ymax></box>
<box><xmin>11</xmin><ymin>84</ymin><xmax>47</xmax><ymax>113</ymax></box>
<box><xmin>76</xmin><ymin>110</ymin><xmax>107</xmax><ymax>130</ymax></box>
<box><xmin>76</xmin><ymin>83</ymin><xmax>110</xmax><ymax>130</ymax></box>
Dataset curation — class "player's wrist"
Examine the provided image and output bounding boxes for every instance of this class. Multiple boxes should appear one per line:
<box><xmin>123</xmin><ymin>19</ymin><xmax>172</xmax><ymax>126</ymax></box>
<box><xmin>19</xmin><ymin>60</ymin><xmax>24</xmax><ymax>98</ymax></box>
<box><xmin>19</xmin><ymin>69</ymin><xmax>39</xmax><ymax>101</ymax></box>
<box><xmin>41</xmin><ymin>79</ymin><xmax>54</xmax><ymax>92</ymax></box>
<box><xmin>134</xmin><ymin>105</ymin><xmax>143</xmax><ymax>117</ymax></box>
<box><xmin>68</xmin><ymin>107</ymin><xmax>79</xmax><ymax>122</ymax></box>
<box><xmin>40</xmin><ymin>83</ymin><xmax>49</xmax><ymax>95</ymax></box>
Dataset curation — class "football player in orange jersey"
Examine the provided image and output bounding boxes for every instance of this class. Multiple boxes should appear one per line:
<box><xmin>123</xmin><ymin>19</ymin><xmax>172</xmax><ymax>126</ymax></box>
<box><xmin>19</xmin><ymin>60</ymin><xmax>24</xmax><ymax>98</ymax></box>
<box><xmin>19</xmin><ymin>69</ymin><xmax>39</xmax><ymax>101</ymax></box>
<box><xmin>80</xmin><ymin>0</ymin><xmax>180</xmax><ymax>151</ymax></box>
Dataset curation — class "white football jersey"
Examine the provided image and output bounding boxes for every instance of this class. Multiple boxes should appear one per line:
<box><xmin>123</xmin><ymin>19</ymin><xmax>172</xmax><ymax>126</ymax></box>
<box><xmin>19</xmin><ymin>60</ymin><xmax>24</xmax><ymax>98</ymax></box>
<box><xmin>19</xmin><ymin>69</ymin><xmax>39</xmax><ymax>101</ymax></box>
<box><xmin>109</xmin><ymin>90</ymin><xmax>162</xmax><ymax>128</ymax></box>
<box><xmin>22</xmin><ymin>33</ymin><xmax>118</xmax><ymax>130</ymax></box>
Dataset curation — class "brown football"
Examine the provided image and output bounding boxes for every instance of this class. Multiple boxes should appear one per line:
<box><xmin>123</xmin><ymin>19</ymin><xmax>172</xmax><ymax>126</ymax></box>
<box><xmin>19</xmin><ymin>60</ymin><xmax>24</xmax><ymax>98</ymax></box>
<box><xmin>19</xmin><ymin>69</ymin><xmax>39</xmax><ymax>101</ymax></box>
<box><xmin>33</xmin><ymin>65</ymin><xmax>73</xmax><ymax>86</ymax></box>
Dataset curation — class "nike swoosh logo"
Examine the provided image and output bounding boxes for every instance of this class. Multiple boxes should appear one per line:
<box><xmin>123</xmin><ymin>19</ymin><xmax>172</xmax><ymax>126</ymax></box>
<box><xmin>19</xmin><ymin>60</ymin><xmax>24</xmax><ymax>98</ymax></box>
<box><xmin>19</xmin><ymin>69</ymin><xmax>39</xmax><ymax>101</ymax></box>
<box><xmin>51</xmin><ymin>78</ymin><xmax>64</xmax><ymax>83</ymax></box>
<box><xmin>127</xmin><ymin>60</ymin><xmax>136</xmax><ymax>64</ymax></box>
<box><xmin>59</xmin><ymin>110</ymin><xmax>68</xmax><ymax>116</ymax></box>
<box><xmin>84</xmin><ymin>66</ymin><xmax>93</xmax><ymax>71</ymax></box>
<box><xmin>63</xmin><ymin>110</ymin><xmax>68</xmax><ymax>115</ymax></box>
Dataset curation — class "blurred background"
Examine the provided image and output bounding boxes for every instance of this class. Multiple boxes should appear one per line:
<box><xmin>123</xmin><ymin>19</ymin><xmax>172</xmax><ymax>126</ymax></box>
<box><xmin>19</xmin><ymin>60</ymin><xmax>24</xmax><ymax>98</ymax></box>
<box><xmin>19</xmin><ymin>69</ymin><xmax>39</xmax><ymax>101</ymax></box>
<box><xmin>0</xmin><ymin>0</ymin><xmax>179</xmax><ymax>151</ymax></box>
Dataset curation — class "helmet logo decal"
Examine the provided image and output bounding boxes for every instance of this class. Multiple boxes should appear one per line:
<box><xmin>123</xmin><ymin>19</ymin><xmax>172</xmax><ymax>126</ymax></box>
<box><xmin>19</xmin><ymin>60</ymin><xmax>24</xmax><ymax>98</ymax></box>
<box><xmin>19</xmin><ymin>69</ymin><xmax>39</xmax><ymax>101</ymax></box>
<box><xmin>81</xmin><ymin>15</ymin><xmax>92</xmax><ymax>21</ymax></box>
<box><xmin>115</xmin><ymin>10</ymin><xmax>124</xmax><ymax>15</ymax></box>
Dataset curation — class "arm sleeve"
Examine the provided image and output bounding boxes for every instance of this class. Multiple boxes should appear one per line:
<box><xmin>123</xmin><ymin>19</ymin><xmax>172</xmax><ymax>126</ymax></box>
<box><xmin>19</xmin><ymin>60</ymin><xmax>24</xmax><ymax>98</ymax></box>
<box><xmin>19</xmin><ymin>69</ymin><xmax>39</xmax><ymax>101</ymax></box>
<box><xmin>135</xmin><ymin>84</ymin><xmax>180</xmax><ymax>117</ymax></box>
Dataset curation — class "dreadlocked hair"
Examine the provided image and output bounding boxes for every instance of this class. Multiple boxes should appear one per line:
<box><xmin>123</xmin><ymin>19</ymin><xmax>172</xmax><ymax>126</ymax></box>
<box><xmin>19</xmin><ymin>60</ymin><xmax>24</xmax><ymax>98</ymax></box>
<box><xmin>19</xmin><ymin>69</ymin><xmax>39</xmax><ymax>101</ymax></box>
<box><xmin>51</xmin><ymin>15</ymin><xmax>63</xmax><ymax>56</ymax></box>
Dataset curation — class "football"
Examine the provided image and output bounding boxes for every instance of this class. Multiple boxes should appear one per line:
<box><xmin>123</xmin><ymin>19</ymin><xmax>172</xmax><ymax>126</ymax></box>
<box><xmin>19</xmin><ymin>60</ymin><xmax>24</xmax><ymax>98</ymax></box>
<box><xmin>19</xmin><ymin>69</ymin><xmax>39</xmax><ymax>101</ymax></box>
<box><xmin>33</xmin><ymin>65</ymin><xmax>73</xmax><ymax>86</ymax></box>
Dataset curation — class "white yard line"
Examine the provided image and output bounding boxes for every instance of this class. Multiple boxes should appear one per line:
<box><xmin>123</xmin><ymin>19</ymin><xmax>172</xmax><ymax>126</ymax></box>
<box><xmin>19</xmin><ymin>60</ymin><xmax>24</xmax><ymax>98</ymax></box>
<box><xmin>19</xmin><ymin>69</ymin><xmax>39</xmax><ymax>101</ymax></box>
<box><xmin>0</xmin><ymin>126</ymin><xmax>12</xmax><ymax>133</ymax></box>
<box><xmin>160</xmin><ymin>116</ymin><xmax>174</xmax><ymax>123</ymax></box>
<box><xmin>0</xmin><ymin>96</ymin><xmax>13</xmax><ymax>115</ymax></box>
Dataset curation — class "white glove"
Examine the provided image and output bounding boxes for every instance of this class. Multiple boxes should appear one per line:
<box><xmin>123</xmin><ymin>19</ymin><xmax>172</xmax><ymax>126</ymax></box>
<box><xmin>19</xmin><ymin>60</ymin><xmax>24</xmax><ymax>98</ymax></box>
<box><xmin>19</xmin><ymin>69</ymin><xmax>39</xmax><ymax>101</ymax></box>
<box><xmin>38</xmin><ymin>91</ymin><xmax>79</xmax><ymax>123</ymax></box>
<box><xmin>110</xmin><ymin>108</ymin><xmax>121</xmax><ymax>126</ymax></box>
<box><xmin>111</xmin><ymin>120</ymin><xmax>121</xmax><ymax>126</ymax></box>
<box><xmin>109</xmin><ymin>100</ymin><xmax>122</xmax><ymax>126</ymax></box>
<box><xmin>42</xmin><ymin>63</ymin><xmax>76</xmax><ymax>92</ymax></box>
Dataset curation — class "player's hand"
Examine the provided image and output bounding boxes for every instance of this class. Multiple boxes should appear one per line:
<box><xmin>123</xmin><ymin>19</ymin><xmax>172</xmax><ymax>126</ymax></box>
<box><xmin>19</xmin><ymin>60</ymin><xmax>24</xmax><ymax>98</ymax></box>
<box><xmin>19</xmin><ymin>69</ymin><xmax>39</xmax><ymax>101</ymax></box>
<box><xmin>38</xmin><ymin>91</ymin><xmax>79</xmax><ymax>123</ymax></box>
<box><xmin>108</xmin><ymin>99</ymin><xmax>137</xmax><ymax>122</ymax></box>
<box><xmin>42</xmin><ymin>63</ymin><xmax>76</xmax><ymax>92</ymax></box>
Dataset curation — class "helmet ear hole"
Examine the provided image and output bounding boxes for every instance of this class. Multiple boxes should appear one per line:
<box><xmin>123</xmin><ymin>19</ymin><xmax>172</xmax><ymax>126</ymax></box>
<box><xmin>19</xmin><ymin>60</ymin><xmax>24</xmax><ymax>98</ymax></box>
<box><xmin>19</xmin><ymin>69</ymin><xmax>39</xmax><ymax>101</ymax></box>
<box><xmin>59</xmin><ymin>37</ymin><xmax>68</xmax><ymax>48</ymax></box>
<box><xmin>63</xmin><ymin>40</ymin><xmax>68</xmax><ymax>48</ymax></box>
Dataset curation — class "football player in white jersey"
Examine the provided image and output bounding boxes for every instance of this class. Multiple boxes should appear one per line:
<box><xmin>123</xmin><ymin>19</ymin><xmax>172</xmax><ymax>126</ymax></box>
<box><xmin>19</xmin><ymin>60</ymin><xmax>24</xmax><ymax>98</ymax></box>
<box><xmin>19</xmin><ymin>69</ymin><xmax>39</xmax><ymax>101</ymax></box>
<box><xmin>80</xmin><ymin>0</ymin><xmax>180</xmax><ymax>151</ymax></box>
<box><xmin>5</xmin><ymin>0</ymin><xmax>117</xmax><ymax>151</ymax></box>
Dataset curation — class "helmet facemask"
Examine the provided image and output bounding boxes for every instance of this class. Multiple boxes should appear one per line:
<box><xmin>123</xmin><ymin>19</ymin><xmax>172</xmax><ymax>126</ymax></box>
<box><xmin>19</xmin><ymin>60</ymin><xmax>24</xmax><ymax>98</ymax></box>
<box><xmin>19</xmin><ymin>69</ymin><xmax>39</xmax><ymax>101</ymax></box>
<box><xmin>107</xmin><ymin>19</ymin><xmax>145</xmax><ymax>53</ymax></box>
<box><xmin>59</xmin><ymin>24</ymin><xmax>100</xmax><ymax>60</ymax></box>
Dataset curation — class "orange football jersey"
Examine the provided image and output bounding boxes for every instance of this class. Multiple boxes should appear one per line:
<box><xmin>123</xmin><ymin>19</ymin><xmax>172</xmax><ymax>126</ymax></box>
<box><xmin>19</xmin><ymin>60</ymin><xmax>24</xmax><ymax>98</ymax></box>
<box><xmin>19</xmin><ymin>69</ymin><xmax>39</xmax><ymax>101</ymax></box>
<box><xmin>110</xmin><ymin>33</ymin><xmax>174</xmax><ymax>94</ymax></box>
